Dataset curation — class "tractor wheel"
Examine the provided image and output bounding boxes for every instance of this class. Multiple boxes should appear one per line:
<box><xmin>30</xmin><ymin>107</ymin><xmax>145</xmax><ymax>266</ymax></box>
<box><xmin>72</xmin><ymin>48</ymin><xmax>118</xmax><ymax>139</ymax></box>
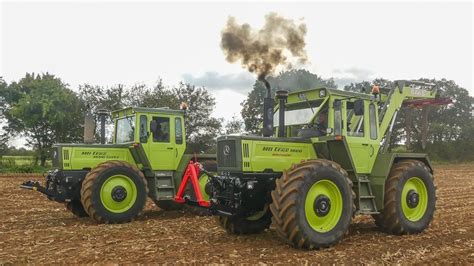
<box><xmin>217</xmin><ymin>205</ymin><xmax>272</xmax><ymax>234</ymax></box>
<box><xmin>153</xmin><ymin>199</ymin><xmax>183</xmax><ymax>211</ymax></box>
<box><xmin>65</xmin><ymin>200</ymin><xmax>88</xmax><ymax>218</ymax></box>
<box><xmin>270</xmin><ymin>159</ymin><xmax>355</xmax><ymax>249</ymax></box>
<box><xmin>80</xmin><ymin>160</ymin><xmax>148</xmax><ymax>223</ymax></box>
<box><xmin>373</xmin><ymin>160</ymin><xmax>435</xmax><ymax>234</ymax></box>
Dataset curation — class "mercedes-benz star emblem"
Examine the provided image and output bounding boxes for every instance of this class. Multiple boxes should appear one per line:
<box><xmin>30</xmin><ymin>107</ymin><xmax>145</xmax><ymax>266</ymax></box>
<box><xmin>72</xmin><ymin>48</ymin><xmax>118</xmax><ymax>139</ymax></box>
<box><xmin>223</xmin><ymin>145</ymin><xmax>230</xmax><ymax>156</ymax></box>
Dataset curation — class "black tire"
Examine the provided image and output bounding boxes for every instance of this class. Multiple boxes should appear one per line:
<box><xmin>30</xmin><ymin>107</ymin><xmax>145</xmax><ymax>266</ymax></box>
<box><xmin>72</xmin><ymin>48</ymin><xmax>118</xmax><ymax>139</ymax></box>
<box><xmin>65</xmin><ymin>200</ymin><xmax>88</xmax><ymax>218</ymax></box>
<box><xmin>217</xmin><ymin>206</ymin><xmax>272</xmax><ymax>234</ymax></box>
<box><xmin>270</xmin><ymin>159</ymin><xmax>355</xmax><ymax>249</ymax></box>
<box><xmin>373</xmin><ymin>159</ymin><xmax>435</xmax><ymax>234</ymax></box>
<box><xmin>80</xmin><ymin>160</ymin><xmax>148</xmax><ymax>223</ymax></box>
<box><xmin>153</xmin><ymin>199</ymin><xmax>183</xmax><ymax>211</ymax></box>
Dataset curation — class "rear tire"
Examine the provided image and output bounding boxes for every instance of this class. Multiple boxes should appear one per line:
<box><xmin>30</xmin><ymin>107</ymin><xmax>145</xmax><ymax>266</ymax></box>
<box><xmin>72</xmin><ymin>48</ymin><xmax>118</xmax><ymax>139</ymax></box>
<box><xmin>80</xmin><ymin>160</ymin><xmax>148</xmax><ymax>223</ymax></box>
<box><xmin>373</xmin><ymin>160</ymin><xmax>435</xmax><ymax>234</ymax></box>
<box><xmin>270</xmin><ymin>159</ymin><xmax>355</xmax><ymax>249</ymax></box>
<box><xmin>217</xmin><ymin>206</ymin><xmax>272</xmax><ymax>234</ymax></box>
<box><xmin>65</xmin><ymin>200</ymin><xmax>88</xmax><ymax>218</ymax></box>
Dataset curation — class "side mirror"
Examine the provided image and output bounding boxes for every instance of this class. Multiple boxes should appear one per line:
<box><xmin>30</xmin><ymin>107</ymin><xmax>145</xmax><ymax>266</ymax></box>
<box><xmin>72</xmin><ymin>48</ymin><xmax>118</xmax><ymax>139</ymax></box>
<box><xmin>150</xmin><ymin>120</ymin><xmax>158</xmax><ymax>133</ymax></box>
<box><xmin>354</xmin><ymin>99</ymin><xmax>364</xmax><ymax>116</ymax></box>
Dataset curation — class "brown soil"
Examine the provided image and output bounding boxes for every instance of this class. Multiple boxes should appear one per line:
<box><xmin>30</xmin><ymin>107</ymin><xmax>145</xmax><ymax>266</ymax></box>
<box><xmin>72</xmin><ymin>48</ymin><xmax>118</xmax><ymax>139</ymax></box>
<box><xmin>1</xmin><ymin>163</ymin><xmax>473</xmax><ymax>264</ymax></box>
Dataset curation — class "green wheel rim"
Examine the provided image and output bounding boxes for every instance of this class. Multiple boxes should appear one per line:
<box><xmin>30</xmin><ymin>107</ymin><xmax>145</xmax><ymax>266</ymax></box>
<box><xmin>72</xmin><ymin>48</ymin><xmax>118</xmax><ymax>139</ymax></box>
<box><xmin>100</xmin><ymin>174</ymin><xmax>137</xmax><ymax>213</ymax></box>
<box><xmin>246</xmin><ymin>204</ymin><xmax>269</xmax><ymax>221</ymax></box>
<box><xmin>305</xmin><ymin>180</ymin><xmax>343</xmax><ymax>233</ymax></box>
<box><xmin>198</xmin><ymin>174</ymin><xmax>209</xmax><ymax>201</ymax></box>
<box><xmin>401</xmin><ymin>177</ymin><xmax>428</xmax><ymax>222</ymax></box>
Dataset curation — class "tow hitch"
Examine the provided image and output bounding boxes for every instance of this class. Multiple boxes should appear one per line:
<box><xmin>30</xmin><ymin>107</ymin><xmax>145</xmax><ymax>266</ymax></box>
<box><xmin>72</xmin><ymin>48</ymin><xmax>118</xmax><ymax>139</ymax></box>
<box><xmin>20</xmin><ymin>180</ymin><xmax>54</xmax><ymax>197</ymax></box>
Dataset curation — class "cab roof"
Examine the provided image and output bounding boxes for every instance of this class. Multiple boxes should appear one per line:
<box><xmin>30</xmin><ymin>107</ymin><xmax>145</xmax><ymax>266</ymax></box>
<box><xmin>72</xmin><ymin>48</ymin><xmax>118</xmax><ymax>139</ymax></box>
<box><xmin>111</xmin><ymin>106</ymin><xmax>184</xmax><ymax>117</ymax></box>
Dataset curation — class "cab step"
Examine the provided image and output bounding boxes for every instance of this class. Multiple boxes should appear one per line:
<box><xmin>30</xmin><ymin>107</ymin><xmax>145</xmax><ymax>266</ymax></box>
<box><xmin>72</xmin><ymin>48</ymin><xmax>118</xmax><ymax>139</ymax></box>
<box><xmin>356</xmin><ymin>176</ymin><xmax>379</xmax><ymax>215</ymax></box>
<box><xmin>154</xmin><ymin>171</ymin><xmax>176</xmax><ymax>200</ymax></box>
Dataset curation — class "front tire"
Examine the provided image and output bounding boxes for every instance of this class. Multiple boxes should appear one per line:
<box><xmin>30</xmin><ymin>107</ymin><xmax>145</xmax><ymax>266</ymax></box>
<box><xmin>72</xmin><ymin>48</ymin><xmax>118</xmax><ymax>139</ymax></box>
<box><xmin>373</xmin><ymin>160</ymin><xmax>435</xmax><ymax>234</ymax></box>
<box><xmin>65</xmin><ymin>200</ymin><xmax>88</xmax><ymax>218</ymax></box>
<box><xmin>80</xmin><ymin>160</ymin><xmax>148</xmax><ymax>223</ymax></box>
<box><xmin>217</xmin><ymin>205</ymin><xmax>272</xmax><ymax>235</ymax></box>
<box><xmin>270</xmin><ymin>159</ymin><xmax>354</xmax><ymax>249</ymax></box>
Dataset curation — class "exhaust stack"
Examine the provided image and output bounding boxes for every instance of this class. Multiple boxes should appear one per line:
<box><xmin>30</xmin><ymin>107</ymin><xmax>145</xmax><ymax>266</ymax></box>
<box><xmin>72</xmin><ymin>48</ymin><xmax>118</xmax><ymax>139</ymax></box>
<box><xmin>260</xmin><ymin>77</ymin><xmax>274</xmax><ymax>137</ymax></box>
<box><xmin>276</xmin><ymin>90</ymin><xmax>288</xmax><ymax>137</ymax></box>
<box><xmin>97</xmin><ymin>109</ymin><xmax>108</xmax><ymax>144</ymax></box>
<box><xmin>83</xmin><ymin>112</ymin><xmax>95</xmax><ymax>144</ymax></box>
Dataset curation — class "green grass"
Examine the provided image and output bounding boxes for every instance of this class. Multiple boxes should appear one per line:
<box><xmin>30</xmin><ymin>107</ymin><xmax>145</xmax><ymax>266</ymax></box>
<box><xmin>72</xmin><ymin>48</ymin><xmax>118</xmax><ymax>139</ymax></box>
<box><xmin>0</xmin><ymin>156</ymin><xmax>52</xmax><ymax>173</ymax></box>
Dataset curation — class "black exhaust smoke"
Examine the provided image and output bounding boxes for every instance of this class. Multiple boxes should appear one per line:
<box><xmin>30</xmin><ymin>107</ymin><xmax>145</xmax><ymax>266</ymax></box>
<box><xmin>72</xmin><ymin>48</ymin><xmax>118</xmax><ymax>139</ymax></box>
<box><xmin>220</xmin><ymin>13</ymin><xmax>308</xmax><ymax>137</ymax></box>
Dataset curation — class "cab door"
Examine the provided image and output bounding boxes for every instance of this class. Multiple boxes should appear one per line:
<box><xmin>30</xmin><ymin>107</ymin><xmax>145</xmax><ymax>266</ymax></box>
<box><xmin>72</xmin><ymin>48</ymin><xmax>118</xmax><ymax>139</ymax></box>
<box><xmin>148</xmin><ymin>115</ymin><xmax>175</xmax><ymax>170</ymax></box>
<box><xmin>345</xmin><ymin>100</ymin><xmax>372</xmax><ymax>174</ymax></box>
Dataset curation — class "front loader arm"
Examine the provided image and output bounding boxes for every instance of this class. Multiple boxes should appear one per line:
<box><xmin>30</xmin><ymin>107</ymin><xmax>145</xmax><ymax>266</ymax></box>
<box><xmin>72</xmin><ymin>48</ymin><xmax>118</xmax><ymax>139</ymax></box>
<box><xmin>378</xmin><ymin>80</ymin><xmax>437</xmax><ymax>144</ymax></box>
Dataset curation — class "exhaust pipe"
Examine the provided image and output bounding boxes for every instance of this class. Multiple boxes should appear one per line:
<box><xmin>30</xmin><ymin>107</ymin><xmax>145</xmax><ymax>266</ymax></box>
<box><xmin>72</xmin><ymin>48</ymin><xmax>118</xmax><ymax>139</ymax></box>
<box><xmin>83</xmin><ymin>111</ymin><xmax>95</xmax><ymax>144</ymax></box>
<box><xmin>259</xmin><ymin>77</ymin><xmax>274</xmax><ymax>137</ymax></box>
<box><xmin>97</xmin><ymin>109</ymin><xmax>108</xmax><ymax>144</ymax></box>
<box><xmin>276</xmin><ymin>90</ymin><xmax>288</xmax><ymax>137</ymax></box>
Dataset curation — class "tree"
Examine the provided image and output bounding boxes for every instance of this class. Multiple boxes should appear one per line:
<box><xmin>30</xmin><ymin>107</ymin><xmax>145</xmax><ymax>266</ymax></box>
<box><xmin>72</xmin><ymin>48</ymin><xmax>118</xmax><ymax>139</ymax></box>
<box><xmin>1</xmin><ymin>73</ymin><xmax>84</xmax><ymax>166</ymax></box>
<box><xmin>225</xmin><ymin>115</ymin><xmax>244</xmax><ymax>135</ymax></box>
<box><xmin>241</xmin><ymin>69</ymin><xmax>337</xmax><ymax>134</ymax></box>
<box><xmin>172</xmin><ymin>83</ymin><xmax>223</xmax><ymax>153</ymax></box>
<box><xmin>0</xmin><ymin>78</ymin><xmax>9</xmax><ymax>156</ymax></box>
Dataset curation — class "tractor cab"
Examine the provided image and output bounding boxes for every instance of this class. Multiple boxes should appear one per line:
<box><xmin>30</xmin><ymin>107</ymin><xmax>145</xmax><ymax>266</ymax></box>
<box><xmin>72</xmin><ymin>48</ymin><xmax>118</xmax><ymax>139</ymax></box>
<box><xmin>112</xmin><ymin>107</ymin><xmax>187</xmax><ymax>171</ymax></box>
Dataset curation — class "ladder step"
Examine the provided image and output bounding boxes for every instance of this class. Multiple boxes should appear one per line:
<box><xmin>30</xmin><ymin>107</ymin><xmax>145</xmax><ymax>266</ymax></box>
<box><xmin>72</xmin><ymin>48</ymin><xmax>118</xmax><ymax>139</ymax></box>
<box><xmin>359</xmin><ymin>210</ymin><xmax>380</xmax><ymax>215</ymax></box>
<box><xmin>360</xmin><ymin>195</ymin><xmax>375</xmax><ymax>199</ymax></box>
<box><xmin>157</xmin><ymin>185</ymin><xmax>174</xmax><ymax>189</ymax></box>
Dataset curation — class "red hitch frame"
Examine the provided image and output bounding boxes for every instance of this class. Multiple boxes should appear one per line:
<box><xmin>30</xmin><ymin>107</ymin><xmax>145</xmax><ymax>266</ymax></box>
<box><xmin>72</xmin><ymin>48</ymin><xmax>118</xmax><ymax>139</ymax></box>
<box><xmin>174</xmin><ymin>161</ymin><xmax>210</xmax><ymax>207</ymax></box>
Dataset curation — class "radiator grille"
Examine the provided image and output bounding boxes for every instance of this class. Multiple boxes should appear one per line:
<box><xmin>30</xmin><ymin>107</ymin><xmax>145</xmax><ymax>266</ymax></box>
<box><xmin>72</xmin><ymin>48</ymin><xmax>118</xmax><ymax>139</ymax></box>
<box><xmin>63</xmin><ymin>149</ymin><xmax>69</xmax><ymax>160</ymax></box>
<box><xmin>243</xmin><ymin>143</ymin><xmax>249</xmax><ymax>158</ymax></box>
<box><xmin>217</xmin><ymin>140</ymin><xmax>237</xmax><ymax>168</ymax></box>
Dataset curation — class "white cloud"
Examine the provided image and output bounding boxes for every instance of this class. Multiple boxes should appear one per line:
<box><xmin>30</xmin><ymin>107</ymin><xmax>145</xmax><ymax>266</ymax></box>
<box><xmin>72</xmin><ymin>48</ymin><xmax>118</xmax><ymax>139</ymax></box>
<box><xmin>182</xmin><ymin>71</ymin><xmax>255</xmax><ymax>93</ymax></box>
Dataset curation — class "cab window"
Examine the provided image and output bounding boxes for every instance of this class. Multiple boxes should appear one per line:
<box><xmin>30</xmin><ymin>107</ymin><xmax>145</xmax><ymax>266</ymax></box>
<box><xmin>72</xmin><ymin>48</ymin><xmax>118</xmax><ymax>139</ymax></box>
<box><xmin>175</xmin><ymin>117</ymin><xmax>183</xmax><ymax>144</ymax></box>
<box><xmin>346</xmin><ymin>101</ymin><xmax>365</xmax><ymax>137</ymax></box>
<box><xmin>139</xmin><ymin>115</ymin><xmax>148</xmax><ymax>143</ymax></box>
<box><xmin>151</xmin><ymin>117</ymin><xmax>170</xmax><ymax>143</ymax></box>
<box><xmin>116</xmin><ymin>116</ymin><xmax>135</xmax><ymax>143</ymax></box>
<box><xmin>369</xmin><ymin>104</ymin><xmax>377</xmax><ymax>140</ymax></box>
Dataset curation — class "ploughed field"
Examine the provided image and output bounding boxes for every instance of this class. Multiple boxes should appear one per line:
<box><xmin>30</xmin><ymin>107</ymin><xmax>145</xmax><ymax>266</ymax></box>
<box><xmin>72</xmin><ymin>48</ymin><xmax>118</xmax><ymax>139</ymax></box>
<box><xmin>1</xmin><ymin>164</ymin><xmax>473</xmax><ymax>264</ymax></box>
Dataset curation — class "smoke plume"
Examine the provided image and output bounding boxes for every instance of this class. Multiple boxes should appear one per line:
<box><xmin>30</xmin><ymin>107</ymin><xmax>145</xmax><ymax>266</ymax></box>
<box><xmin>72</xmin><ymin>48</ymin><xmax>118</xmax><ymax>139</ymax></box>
<box><xmin>221</xmin><ymin>13</ymin><xmax>308</xmax><ymax>80</ymax></box>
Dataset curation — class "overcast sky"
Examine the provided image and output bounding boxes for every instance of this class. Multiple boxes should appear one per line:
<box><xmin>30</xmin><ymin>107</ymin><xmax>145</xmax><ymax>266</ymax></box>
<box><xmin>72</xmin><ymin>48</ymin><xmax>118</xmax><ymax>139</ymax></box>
<box><xmin>1</xmin><ymin>1</ymin><xmax>473</xmax><ymax>146</ymax></box>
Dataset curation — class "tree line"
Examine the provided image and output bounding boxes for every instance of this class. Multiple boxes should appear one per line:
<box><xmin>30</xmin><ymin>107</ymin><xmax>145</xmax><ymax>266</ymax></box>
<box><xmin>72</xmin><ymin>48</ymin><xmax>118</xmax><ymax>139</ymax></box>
<box><xmin>0</xmin><ymin>73</ymin><xmax>240</xmax><ymax>166</ymax></box>
<box><xmin>1</xmin><ymin>70</ymin><xmax>473</xmax><ymax>167</ymax></box>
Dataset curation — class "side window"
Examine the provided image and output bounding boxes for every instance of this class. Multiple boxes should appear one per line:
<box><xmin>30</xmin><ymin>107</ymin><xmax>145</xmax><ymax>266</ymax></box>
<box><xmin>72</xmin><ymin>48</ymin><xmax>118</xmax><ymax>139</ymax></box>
<box><xmin>175</xmin><ymin>117</ymin><xmax>183</xmax><ymax>144</ymax></box>
<box><xmin>151</xmin><ymin>117</ymin><xmax>170</xmax><ymax>143</ymax></box>
<box><xmin>139</xmin><ymin>115</ymin><xmax>148</xmax><ymax>143</ymax></box>
<box><xmin>333</xmin><ymin>100</ymin><xmax>342</xmax><ymax>135</ymax></box>
<box><xmin>346</xmin><ymin>101</ymin><xmax>364</xmax><ymax>137</ymax></box>
<box><xmin>369</xmin><ymin>104</ymin><xmax>377</xmax><ymax>140</ymax></box>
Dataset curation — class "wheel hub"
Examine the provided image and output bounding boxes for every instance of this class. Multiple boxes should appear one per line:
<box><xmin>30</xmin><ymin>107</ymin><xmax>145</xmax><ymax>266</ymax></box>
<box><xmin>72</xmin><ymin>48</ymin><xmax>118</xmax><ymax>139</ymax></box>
<box><xmin>406</xmin><ymin>189</ymin><xmax>419</xmax><ymax>208</ymax></box>
<box><xmin>314</xmin><ymin>195</ymin><xmax>331</xmax><ymax>217</ymax></box>
<box><xmin>111</xmin><ymin>186</ymin><xmax>127</xmax><ymax>202</ymax></box>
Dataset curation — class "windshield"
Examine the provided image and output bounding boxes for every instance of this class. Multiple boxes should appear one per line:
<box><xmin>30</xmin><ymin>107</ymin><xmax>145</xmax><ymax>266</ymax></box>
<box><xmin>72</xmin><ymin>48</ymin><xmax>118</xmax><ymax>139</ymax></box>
<box><xmin>273</xmin><ymin>100</ymin><xmax>322</xmax><ymax>126</ymax></box>
<box><xmin>116</xmin><ymin>116</ymin><xmax>135</xmax><ymax>143</ymax></box>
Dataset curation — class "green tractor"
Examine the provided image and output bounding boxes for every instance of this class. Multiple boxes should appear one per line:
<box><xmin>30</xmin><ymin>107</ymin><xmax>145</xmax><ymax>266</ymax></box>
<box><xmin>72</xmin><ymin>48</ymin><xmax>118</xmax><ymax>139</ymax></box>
<box><xmin>21</xmin><ymin>106</ymin><xmax>215</xmax><ymax>223</ymax></box>
<box><xmin>207</xmin><ymin>80</ymin><xmax>441</xmax><ymax>249</ymax></box>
